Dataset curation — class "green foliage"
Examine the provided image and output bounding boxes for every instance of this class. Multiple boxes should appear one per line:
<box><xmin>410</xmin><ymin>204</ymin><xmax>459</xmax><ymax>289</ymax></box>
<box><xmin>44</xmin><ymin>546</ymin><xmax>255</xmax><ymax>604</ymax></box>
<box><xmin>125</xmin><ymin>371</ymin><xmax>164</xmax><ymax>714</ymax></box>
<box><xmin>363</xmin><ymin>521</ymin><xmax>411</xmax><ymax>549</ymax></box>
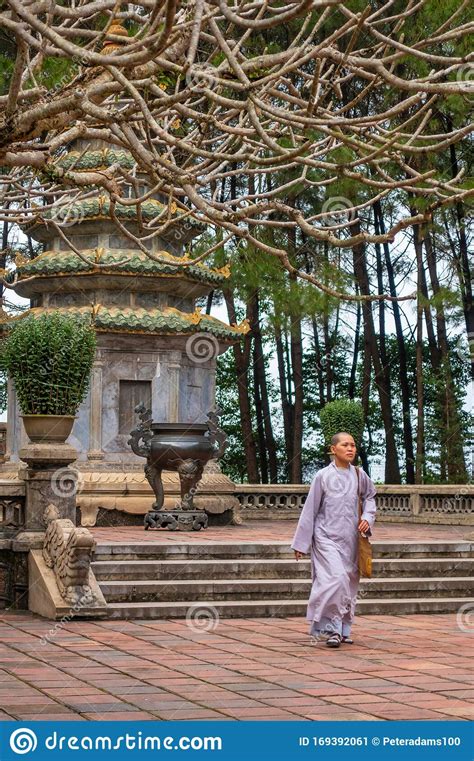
<box><xmin>0</xmin><ymin>366</ymin><xmax>7</xmax><ymax>414</ymax></box>
<box><xmin>1</xmin><ymin>312</ymin><xmax>96</xmax><ymax>416</ymax></box>
<box><xmin>215</xmin><ymin>351</ymin><xmax>255</xmax><ymax>482</ymax></box>
<box><xmin>320</xmin><ymin>398</ymin><xmax>365</xmax><ymax>447</ymax></box>
<box><xmin>0</xmin><ymin>52</ymin><xmax>14</xmax><ymax>96</ymax></box>
<box><xmin>372</xmin><ymin>333</ymin><xmax>471</xmax><ymax>482</ymax></box>
<box><xmin>37</xmin><ymin>57</ymin><xmax>78</xmax><ymax>90</ymax></box>
<box><xmin>216</xmin><ymin>345</ymin><xmax>288</xmax><ymax>482</ymax></box>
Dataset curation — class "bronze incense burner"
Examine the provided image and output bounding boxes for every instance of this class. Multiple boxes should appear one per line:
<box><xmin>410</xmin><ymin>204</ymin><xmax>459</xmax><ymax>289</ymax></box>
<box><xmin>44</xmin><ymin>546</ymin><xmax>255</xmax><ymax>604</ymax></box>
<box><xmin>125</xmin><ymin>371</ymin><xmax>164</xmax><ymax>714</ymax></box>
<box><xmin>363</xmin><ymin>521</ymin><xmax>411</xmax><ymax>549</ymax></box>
<box><xmin>128</xmin><ymin>404</ymin><xmax>227</xmax><ymax>531</ymax></box>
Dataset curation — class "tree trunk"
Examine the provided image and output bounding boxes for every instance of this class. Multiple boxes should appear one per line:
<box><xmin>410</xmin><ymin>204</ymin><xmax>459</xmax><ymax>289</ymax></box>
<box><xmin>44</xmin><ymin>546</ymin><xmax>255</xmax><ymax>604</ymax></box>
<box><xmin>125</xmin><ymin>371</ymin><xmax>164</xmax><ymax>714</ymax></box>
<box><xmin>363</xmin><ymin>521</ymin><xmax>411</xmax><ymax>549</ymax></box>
<box><xmin>253</xmin><ymin>352</ymin><xmax>268</xmax><ymax>483</ymax></box>
<box><xmin>448</xmin><ymin>132</ymin><xmax>473</xmax><ymax>379</ymax></box>
<box><xmin>287</xmin><ymin>213</ymin><xmax>303</xmax><ymax>483</ymax></box>
<box><xmin>304</xmin><ymin>250</ymin><xmax>326</xmax><ymax>408</ymax></box>
<box><xmin>322</xmin><ymin>243</ymin><xmax>335</xmax><ymax>402</ymax></box>
<box><xmin>424</xmin><ymin>232</ymin><xmax>468</xmax><ymax>482</ymax></box>
<box><xmin>374</xmin><ymin>200</ymin><xmax>415</xmax><ymax>483</ymax></box>
<box><xmin>348</xmin><ymin>285</ymin><xmax>361</xmax><ymax>400</ymax></box>
<box><xmin>250</xmin><ymin>292</ymin><xmax>279</xmax><ymax>483</ymax></box>
<box><xmin>419</xmin><ymin>255</ymin><xmax>440</xmax><ymax>370</ymax></box>
<box><xmin>205</xmin><ymin>290</ymin><xmax>214</xmax><ymax>315</ymax></box>
<box><xmin>1</xmin><ymin>219</ymin><xmax>8</xmax><ymax>307</ymax></box>
<box><xmin>224</xmin><ymin>289</ymin><xmax>259</xmax><ymax>482</ymax></box>
<box><xmin>352</xmin><ymin>216</ymin><xmax>401</xmax><ymax>483</ymax></box>
<box><xmin>274</xmin><ymin>320</ymin><xmax>293</xmax><ymax>481</ymax></box>
<box><xmin>290</xmin><ymin>311</ymin><xmax>304</xmax><ymax>483</ymax></box>
<box><xmin>413</xmin><ymin>223</ymin><xmax>425</xmax><ymax>484</ymax></box>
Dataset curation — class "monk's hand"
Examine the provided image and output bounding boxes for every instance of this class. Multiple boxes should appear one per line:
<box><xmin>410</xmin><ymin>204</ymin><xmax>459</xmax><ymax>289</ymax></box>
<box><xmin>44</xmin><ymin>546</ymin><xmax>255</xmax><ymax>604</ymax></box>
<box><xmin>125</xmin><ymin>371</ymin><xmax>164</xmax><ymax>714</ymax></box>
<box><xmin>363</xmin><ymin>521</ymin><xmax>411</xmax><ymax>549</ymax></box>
<box><xmin>358</xmin><ymin>519</ymin><xmax>370</xmax><ymax>534</ymax></box>
<box><xmin>294</xmin><ymin>550</ymin><xmax>305</xmax><ymax>561</ymax></box>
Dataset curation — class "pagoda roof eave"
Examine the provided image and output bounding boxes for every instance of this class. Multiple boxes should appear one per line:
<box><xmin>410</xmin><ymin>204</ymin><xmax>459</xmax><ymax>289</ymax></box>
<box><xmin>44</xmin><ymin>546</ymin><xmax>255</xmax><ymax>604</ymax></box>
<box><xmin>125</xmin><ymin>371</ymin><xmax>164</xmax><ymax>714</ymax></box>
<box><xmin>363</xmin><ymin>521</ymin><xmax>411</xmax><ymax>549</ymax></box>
<box><xmin>13</xmin><ymin>248</ymin><xmax>230</xmax><ymax>292</ymax></box>
<box><xmin>21</xmin><ymin>196</ymin><xmax>205</xmax><ymax>244</ymax></box>
<box><xmin>3</xmin><ymin>305</ymin><xmax>249</xmax><ymax>343</ymax></box>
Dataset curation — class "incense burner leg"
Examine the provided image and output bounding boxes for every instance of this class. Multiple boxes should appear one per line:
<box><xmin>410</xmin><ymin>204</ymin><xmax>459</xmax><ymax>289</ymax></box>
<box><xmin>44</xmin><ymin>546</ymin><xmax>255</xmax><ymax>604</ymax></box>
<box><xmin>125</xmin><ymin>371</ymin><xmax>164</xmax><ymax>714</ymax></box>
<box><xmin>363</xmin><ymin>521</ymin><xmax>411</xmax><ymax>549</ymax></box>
<box><xmin>177</xmin><ymin>459</ymin><xmax>204</xmax><ymax>511</ymax></box>
<box><xmin>144</xmin><ymin>461</ymin><xmax>164</xmax><ymax>510</ymax></box>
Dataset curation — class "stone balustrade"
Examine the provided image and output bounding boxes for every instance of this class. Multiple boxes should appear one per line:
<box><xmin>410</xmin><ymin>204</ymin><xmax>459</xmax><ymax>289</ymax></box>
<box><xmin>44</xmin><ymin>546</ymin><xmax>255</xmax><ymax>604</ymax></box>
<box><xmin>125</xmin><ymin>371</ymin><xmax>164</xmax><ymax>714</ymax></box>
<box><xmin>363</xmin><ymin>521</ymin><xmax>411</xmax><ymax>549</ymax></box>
<box><xmin>236</xmin><ymin>483</ymin><xmax>474</xmax><ymax>524</ymax></box>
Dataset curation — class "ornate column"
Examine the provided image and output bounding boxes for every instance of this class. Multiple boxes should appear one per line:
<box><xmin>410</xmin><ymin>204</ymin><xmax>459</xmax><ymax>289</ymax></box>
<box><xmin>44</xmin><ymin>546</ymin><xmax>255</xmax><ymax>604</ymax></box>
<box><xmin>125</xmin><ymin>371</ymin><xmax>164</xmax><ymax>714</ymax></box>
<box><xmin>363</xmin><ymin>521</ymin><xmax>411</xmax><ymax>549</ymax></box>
<box><xmin>168</xmin><ymin>351</ymin><xmax>181</xmax><ymax>423</ymax></box>
<box><xmin>87</xmin><ymin>358</ymin><xmax>104</xmax><ymax>460</ymax></box>
<box><xmin>19</xmin><ymin>443</ymin><xmax>78</xmax><ymax>532</ymax></box>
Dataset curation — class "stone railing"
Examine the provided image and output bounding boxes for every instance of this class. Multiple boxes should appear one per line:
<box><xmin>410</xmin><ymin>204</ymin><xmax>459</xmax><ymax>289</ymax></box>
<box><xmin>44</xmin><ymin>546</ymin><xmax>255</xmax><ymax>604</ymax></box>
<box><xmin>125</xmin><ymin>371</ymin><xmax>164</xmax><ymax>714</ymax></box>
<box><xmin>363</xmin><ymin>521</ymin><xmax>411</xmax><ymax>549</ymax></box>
<box><xmin>236</xmin><ymin>483</ymin><xmax>474</xmax><ymax>524</ymax></box>
<box><xmin>27</xmin><ymin>503</ymin><xmax>107</xmax><ymax>620</ymax></box>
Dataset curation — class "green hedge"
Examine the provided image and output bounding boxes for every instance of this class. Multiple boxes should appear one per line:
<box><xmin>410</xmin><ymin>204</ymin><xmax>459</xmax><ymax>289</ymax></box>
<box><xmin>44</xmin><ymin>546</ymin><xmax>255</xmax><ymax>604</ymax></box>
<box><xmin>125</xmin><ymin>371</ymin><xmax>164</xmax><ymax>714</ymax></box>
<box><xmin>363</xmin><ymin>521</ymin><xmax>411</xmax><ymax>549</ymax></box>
<box><xmin>320</xmin><ymin>398</ymin><xmax>365</xmax><ymax>446</ymax></box>
<box><xmin>1</xmin><ymin>312</ymin><xmax>96</xmax><ymax>415</ymax></box>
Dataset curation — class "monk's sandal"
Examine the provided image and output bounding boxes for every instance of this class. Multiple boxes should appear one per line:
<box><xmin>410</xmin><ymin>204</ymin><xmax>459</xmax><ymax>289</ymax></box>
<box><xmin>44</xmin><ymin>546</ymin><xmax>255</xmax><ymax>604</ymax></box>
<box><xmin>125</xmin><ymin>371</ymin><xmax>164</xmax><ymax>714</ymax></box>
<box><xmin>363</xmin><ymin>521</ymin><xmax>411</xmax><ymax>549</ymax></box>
<box><xmin>310</xmin><ymin>631</ymin><xmax>332</xmax><ymax>645</ymax></box>
<box><xmin>326</xmin><ymin>633</ymin><xmax>342</xmax><ymax>648</ymax></box>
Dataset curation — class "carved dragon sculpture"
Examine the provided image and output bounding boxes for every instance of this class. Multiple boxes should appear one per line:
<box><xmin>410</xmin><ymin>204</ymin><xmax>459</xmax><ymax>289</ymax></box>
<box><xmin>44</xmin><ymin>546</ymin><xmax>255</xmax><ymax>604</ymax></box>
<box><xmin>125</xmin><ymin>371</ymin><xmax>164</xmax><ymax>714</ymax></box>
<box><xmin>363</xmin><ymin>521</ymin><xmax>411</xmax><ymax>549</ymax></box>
<box><xmin>206</xmin><ymin>408</ymin><xmax>228</xmax><ymax>459</ymax></box>
<box><xmin>42</xmin><ymin>504</ymin><xmax>95</xmax><ymax>606</ymax></box>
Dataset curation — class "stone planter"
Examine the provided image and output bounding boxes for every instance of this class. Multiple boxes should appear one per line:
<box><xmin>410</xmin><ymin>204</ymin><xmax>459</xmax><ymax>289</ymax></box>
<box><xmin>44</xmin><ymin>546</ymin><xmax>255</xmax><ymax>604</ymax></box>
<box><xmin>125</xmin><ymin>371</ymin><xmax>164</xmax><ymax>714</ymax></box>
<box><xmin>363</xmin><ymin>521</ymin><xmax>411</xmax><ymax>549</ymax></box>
<box><xmin>21</xmin><ymin>415</ymin><xmax>75</xmax><ymax>444</ymax></box>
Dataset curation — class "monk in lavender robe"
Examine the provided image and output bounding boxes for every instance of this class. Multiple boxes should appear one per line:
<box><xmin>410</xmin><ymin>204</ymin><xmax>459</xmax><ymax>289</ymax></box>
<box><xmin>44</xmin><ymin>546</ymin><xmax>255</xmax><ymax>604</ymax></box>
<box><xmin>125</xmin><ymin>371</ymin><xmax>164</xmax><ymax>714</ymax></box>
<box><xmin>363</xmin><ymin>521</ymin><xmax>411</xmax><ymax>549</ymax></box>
<box><xmin>291</xmin><ymin>432</ymin><xmax>377</xmax><ymax>647</ymax></box>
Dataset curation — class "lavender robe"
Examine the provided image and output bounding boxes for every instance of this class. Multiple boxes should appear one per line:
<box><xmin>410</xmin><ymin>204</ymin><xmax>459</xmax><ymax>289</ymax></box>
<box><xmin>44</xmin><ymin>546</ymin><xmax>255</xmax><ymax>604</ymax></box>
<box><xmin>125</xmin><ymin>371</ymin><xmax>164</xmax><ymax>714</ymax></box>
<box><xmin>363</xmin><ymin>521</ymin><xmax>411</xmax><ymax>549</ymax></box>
<box><xmin>291</xmin><ymin>462</ymin><xmax>377</xmax><ymax>634</ymax></box>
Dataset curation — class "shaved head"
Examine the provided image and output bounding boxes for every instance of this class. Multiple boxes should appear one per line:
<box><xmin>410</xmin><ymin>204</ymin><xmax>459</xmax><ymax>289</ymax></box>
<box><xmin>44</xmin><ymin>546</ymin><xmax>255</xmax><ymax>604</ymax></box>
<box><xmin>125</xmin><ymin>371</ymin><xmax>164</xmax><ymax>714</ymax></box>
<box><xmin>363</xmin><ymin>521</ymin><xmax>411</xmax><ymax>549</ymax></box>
<box><xmin>330</xmin><ymin>431</ymin><xmax>354</xmax><ymax>446</ymax></box>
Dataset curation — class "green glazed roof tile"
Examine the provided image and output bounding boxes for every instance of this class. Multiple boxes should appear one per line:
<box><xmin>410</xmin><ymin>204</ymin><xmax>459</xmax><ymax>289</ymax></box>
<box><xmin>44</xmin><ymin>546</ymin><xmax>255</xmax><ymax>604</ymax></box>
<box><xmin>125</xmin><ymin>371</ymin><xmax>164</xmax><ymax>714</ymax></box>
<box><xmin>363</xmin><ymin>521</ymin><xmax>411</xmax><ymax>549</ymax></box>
<box><xmin>16</xmin><ymin>248</ymin><xmax>230</xmax><ymax>286</ymax></box>
<box><xmin>24</xmin><ymin>196</ymin><xmax>204</xmax><ymax>230</ymax></box>
<box><xmin>21</xmin><ymin>306</ymin><xmax>249</xmax><ymax>341</ymax></box>
<box><xmin>55</xmin><ymin>149</ymin><xmax>135</xmax><ymax>172</ymax></box>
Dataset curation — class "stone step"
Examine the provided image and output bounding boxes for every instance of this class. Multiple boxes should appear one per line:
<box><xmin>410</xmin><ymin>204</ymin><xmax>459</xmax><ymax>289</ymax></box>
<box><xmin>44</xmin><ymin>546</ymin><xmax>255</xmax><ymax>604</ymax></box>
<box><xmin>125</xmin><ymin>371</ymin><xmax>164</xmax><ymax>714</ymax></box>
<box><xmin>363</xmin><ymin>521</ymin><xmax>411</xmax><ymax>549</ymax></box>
<box><xmin>357</xmin><ymin>596</ymin><xmax>473</xmax><ymax>616</ymax></box>
<box><xmin>92</xmin><ymin>558</ymin><xmax>312</xmax><ymax>580</ymax></box>
<box><xmin>374</xmin><ymin>558</ymin><xmax>474</xmax><ymax>576</ymax></box>
<box><xmin>92</xmin><ymin>556</ymin><xmax>474</xmax><ymax>581</ymax></box>
<box><xmin>99</xmin><ymin>576</ymin><xmax>474</xmax><ymax>603</ymax></box>
<box><xmin>105</xmin><ymin>596</ymin><xmax>474</xmax><ymax>620</ymax></box>
<box><xmin>93</xmin><ymin>539</ymin><xmax>474</xmax><ymax>562</ymax></box>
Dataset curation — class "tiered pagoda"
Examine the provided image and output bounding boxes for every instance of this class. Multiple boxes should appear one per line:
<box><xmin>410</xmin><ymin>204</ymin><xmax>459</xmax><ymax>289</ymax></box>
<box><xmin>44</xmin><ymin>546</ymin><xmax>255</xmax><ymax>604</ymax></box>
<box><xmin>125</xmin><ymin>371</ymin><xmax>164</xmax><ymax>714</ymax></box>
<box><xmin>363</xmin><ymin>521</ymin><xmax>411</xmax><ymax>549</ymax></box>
<box><xmin>4</xmin><ymin>138</ymin><xmax>248</xmax><ymax>525</ymax></box>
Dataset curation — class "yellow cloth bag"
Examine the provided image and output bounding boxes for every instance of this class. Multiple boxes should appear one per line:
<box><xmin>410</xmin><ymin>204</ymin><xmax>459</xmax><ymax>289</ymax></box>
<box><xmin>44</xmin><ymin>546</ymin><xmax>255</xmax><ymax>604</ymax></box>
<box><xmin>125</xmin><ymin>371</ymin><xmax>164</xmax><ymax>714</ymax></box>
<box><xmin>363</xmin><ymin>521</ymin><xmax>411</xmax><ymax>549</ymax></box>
<box><xmin>356</xmin><ymin>467</ymin><xmax>373</xmax><ymax>578</ymax></box>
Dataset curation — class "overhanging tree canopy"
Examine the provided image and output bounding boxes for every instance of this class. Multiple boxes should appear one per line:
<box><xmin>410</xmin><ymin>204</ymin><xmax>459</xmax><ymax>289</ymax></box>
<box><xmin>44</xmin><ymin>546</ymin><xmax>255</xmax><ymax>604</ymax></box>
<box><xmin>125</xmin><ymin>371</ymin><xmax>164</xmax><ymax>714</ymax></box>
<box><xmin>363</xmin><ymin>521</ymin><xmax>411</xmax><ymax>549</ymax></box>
<box><xmin>0</xmin><ymin>0</ymin><xmax>472</xmax><ymax>298</ymax></box>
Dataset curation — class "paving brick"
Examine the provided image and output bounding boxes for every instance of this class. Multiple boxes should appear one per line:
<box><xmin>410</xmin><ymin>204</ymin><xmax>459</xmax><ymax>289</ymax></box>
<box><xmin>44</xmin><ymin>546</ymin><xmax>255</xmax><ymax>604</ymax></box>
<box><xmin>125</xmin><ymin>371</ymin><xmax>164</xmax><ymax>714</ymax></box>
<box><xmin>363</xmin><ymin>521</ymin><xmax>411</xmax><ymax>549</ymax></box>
<box><xmin>81</xmin><ymin>711</ymin><xmax>156</xmax><ymax>720</ymax></box>
<box><xmin>0</xmin><ymin>523</ymin><xmax>472</xmax><ymax>722</ymax></box>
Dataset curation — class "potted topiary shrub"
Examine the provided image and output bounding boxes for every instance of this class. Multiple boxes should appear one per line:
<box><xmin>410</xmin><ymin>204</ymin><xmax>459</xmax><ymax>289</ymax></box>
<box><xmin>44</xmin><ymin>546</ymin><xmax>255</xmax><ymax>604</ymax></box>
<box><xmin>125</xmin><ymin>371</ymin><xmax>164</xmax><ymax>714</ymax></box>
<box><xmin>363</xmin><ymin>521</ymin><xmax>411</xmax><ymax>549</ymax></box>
<box><xmin>1</xmin><ymin>311</ymin><xmax>96</xmax><ymax>443</ymax></box>
<box><xmin>320</xmin><ymin>398</ymin><xmax>365</xmax><ymax>456</ymax></box>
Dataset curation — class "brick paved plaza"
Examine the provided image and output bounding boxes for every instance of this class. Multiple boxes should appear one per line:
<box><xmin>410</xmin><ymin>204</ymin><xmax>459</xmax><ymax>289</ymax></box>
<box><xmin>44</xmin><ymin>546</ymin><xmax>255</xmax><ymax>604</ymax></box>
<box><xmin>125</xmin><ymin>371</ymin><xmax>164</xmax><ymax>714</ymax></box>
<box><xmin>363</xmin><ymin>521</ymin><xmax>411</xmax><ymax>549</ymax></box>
<box><xmin>89</xmin><ymin>520</ymin><xmax>471</xmax><ymax>545</ymax></box>
<box><xmin>0</xmin><ymin>521</ymin><xmax>472</xmax><ymax>722</ymax></box>
<box><xmin>0</xmin><ymin>611</ymin><xmax>472</xmax><ymax>722</ymax></box>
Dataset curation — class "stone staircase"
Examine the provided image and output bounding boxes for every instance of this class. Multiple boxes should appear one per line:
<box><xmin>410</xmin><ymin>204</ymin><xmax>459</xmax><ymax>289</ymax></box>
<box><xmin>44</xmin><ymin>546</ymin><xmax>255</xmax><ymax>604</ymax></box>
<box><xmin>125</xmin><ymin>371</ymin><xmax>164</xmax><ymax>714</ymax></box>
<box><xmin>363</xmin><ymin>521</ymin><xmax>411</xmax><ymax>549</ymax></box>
<box><xmin>91</xmin><ymin>539</ymin><xmax>474</xmax><ymax>619</ymax></box>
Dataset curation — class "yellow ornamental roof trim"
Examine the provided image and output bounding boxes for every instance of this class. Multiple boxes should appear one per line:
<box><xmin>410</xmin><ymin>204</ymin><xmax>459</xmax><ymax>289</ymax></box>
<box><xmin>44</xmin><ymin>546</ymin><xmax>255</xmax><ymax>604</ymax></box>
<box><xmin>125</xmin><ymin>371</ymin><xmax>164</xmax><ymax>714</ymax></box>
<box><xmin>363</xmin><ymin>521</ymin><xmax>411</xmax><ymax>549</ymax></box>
<box><xmin>216</xmin><ymin>264</ymin><xmax>231</xmax><ymax>278</ymax></box>
<box><xmin>101</xmin><ymin>18</ymin><xmax>129</xmax><ymax>55</ymax></box>
<box><xmin>231</xmin><ymin>318</ymin><xmax>251</xmax><ymax>335</ymax></box>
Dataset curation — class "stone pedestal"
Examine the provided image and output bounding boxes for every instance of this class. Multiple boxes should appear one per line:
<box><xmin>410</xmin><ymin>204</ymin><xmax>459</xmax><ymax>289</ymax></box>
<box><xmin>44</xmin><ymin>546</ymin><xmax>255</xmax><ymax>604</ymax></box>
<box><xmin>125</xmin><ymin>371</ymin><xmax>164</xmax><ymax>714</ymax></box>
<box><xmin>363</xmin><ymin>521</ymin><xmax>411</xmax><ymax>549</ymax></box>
<box><xmin>144</xmin><ymin>509</ymin><xmax>208</xmax><ymax>531</ymax></box>
<box><xmin>19</xmin><ymin>443</ymin><xmax>78</xmax><ymax>531</ymax></box>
